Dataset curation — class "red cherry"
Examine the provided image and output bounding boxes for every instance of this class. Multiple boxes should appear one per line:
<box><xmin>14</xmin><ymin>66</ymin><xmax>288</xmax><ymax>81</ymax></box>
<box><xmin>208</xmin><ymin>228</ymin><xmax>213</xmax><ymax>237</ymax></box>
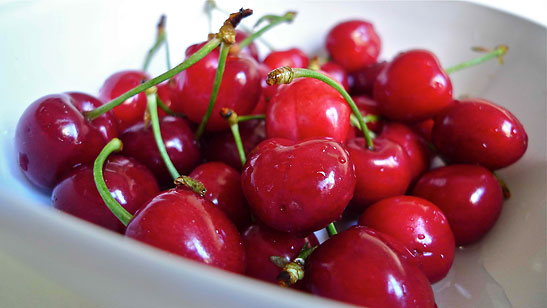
<box><xmin>156</xmin><ymin>81</ymin><xmax>178</xmax><ymax>118</ymax></box>
<box><xmin>346</xmin><ymin>137</ymin><xmax>412</xmax><ymax>211</ymax></box>
<box><xmin>305</xmin><ymin>225</ymin><xmax>435</xmax><ymax>307</ymax></box>
<box><xmin>263</xmin><ymin>48</ymin><xmax>309</xmax><ymax>70</ymax></box>
<box><xmin>242</xmin><ymin>223</ymin><xmax>318</xmax><ymax>284</ymax></box>
<box><xmin>235</xmin><ymin>30</ymin><xmax>259</xmax><ymax>61</ymax></box>
<box><xmin>359</xmin><ymin>195</ymin><xmax>455</xmax><ymax>283</ymax></box>
<box><xmin>374</xmin><ymin>50</ymin><xmax>453</xmax><ymax>122</ymax></box>
<box><xmin>120</xmin><ymin>116</ymin><xmax>200</xmax><ymax>186</ymax></box>
<box><xmin>352</xmin><ymin>95</ymin><xmax>383</xmax><ymax>133</ymax></box>
<box><xmin>412</xmin><ymin>118</ymin><xmax>435</xmax><ymax>142</ymax></box>
<box><xmin>15</xmin><ymin>93</ymin><xmax>116</xmax><ymax>190</ymax></box>
<box><xmin>320</xmin><ymin>61</ymin><xmax>349</xmax><ymax>91</ymax></box>
<box><xmin>266</xmin><ymin>77</ymin><xmax>351</xmax><ymax>143</ymax></box>
<box><xmin>412</xmin><ymin>165</ymin><xmax>504</xmax><ymax>246</ymax></box>
<box><xmin>326</xmin><ymin>20</ymin><xmax>381</xmax><ymax>72</ymax></box>
<box><xmin>98</xmin><ymin>70</ymin><xmax>150</xmax><ymax>131</ymax></box>
<box><xmin>52</xmin><ymin>155</ymin><xmax>160</xmax><ymax>233</ymax></box>
<box><xmin>348</xmin><ymin>61</ymin><xmax>387</xmax><ymax>96</ymax></box>
<box><xmin>174</xmin><ymin>42</ymin><xmax>261</xmax><ymax>132</ymax></box>
<box><xmin>431</xmin><ymin>98</ymin><xmax>528</xmax><ymax>170</ymax></box>
<box><xmin>189</xmin><ymin>162</ymin><xmax>251</xmax><ymax>230</ymax></box>
<box><xmin>241</xmin><ymin>138</ymin><xmax>356</xmax><ymax>234</ymax></box>
<box><xmin>125</xmin><ymin>187</ymin><xmax>246</xmax><ymax>273</ymax></box>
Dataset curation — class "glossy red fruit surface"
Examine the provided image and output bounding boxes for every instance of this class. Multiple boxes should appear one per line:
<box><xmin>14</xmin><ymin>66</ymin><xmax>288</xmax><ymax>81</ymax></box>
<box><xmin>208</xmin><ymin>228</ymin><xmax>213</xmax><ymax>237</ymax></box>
<box><xmin>242</xmin><ymin>223</ymin><xmax>318</xmax><ymax>284</ymax></box>
<box><xmin>189</xmin><ymin>162</ymin><xmax>251</xmax><ymax>230</ymax></box>
<box><xmin>320</xmin><ymin>61</ymin><xmax>349</xmax><ymax>91</ymax></box>
<box><xmin>346</xmin><ymin>137</ymin><xmax>412</xmax><ymax>211</ymax></box>
<box><xmin>125</xmin><ymin>188</ymin><xmax>246</xmax><ymax>273</ymax></box>
<box><xmin>241</xmin><ymin>138</ymin><xmax>356</xmax><ymax>234</ymax></box>
<box><xmin>156</xmin><ymin>80</ymin><xmax>178</xmax><ymax>118</ymax></box>
<box><xmin>15</xmin><ymin>93</ymin><xmax>115</xmax><ymax>190</ymax></box>
<box><xmin>174</xmin><ymin>42</ymin><xmax>261</xmax><ymax>131</ymax></box>
<box><xmin>326</xmin><ymin>20</ymin><xmax>381</xmax><ymax>72</ymax></box>
<box><xmin>374</xmin><ymin>50</ymin><xmax>453</xmax><ymax>122</ymax></box>
<box><xmin>349</xmin><ymin>61</ymin><xmax>387</xmax><ymax>96</ymax></box>
<box><xmin>67</xmin><ymin>92</ymin><xmax>119</xmax><ymax>140</ymax></box>
<box><xmin>412</xmin><ymin>165</ymin><xmax>504</xmax><ymax>246</ymax></box>
<box><xmin>263</xmin><ymin>48</ymin><xmax>309</xmax><ymax>70</ymax></box>
<box><xmin>266</xmin><ymin>78</ymin><xmax>351</xmax><ymax>143</ymax></box>
<box><xmin>431</xmin><ymin>99</ymin><xmax>528</xmax><ymax>170</ymax></box>
<box><xmin>305</xmin><ymin>225</ymin><xmax>435</xmax><ymax>307</ymax></box>
<box><xmin>412</xmin><ymin>118</ymin><xmax>435</xmax><ymax>142</ymax></box>
<box><xmin>120</xmin><ymin>116</ymin><xmax>200</xmax><ymax>186</ymax></box>
<box><xmin>359</xmin><ymin>195</ymin><xmax>455</xmax><ymax>283</ymax></box>
<box><xmin>98</xmin><ymin>70</ymin><xmax>150</xmax><ymax>131</ymax></box>
<box><xmin>52</xmin><ymin>155</ymin><xmax>159</xmax><ymax>233</ymax></box>
<box><xmin>352</xmin><ymin>95</ymin><xmax>383</xmax><ymax>133</ymax></box>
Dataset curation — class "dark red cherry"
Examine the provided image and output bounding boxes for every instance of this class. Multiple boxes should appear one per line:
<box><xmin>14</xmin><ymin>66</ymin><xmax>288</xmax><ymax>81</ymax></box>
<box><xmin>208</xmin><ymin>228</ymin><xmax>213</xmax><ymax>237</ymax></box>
<box><xmin>348</xmin><ymin>61</ymin><xmax>387</xmax><ymax>96</ymax></box>
<box><xmin>242</xmin><ymin>223</ymin><xmax>318</xmax><ymax>284</ymax></box>
<box><xmin>67</xmin><ymin>92</ymin><xmax>118</xmax><ymax>140</ymax></box>
<box><xmin>263</xmin><ymin>48</ymin><xmax>309</xmax><ymax>70</ymax></box>
<box><xmin>326</xmin><ymin>20</ymin><xmax>381</xmax><ymax>72</ymax></box>
<box><xmin>412</xmin><ymin>118</ymin><xmax>435</xmax><ymax>142</ymax></box>
<box><xmin>431</xmin><ymin>98</ymin><xmax>528</xmax><ymax>170</ymax></box>
<box><xmin>380</xmin><ymin>122</ymin><xmax>433</xmax><ymax>182</ymax></box>
<box><xmin>412</xmin><ymin>165</ymin><xmax>504</xmax><ymax>246</ymax></box>
<box><xmin>174</xmin><ymin>42</ymin><xmax>261</xmax><ymax>132</ymax></box>
<box><xmin>266</xmin><ymin>77</ymin><xmax>351</xmax><ymax>143</ymax></box>
<box><xmin>189</xmin><ymin>162</ymin><xmax>251</xmax><ymax>230</ymax></box>
<box><xmin>52</xmin><ymin>155</ymin><xmax>160</xmax><ymax>233</ymax></box>
<box><xmin>320</xmin><ymin>61</ymin><xmax>349</xmax><ymax>91</ymax></box>
<box><xmin>359</xmin><ymin>195</ymin><xmax>455</xmax><ymax>283</ymax></box>
<box><xmin>346</xmin><ymin>137</ymin><xmax>412</xmax><ymax>211</ymax></box>
<box><xmin>352</xmin><ymin>95</ymin><xmax>383</xmax><ymax>133</ymax></box>
<box><xmin>374</xmin><ymin>50</ymin><xmax>453</xmax><ymax>122</ymax></box>
<box><xmin>201</xmin><ymin>119</ymin><xmax>266</xmax><ymax>171</ymax></box>
<box><xmin>241</xmin><ymin>138</ymin><xmax>356</xmax><ymax>234</ymax></box>
<box><xmin>305</xmin><ymin>225</ymin><xmax>435</xmax><ymax>307</ymax></box>
<box><xmin>98</xmin><ymin>70</ymin><xmax>150</xmax><ymax>131</ymax></box>
<box><xmin>120</xmin><ymin>116</ymin><xmax>200</xmax><ymax>186</ymax></box>
<box><xmin>235</xmin><ymin>30</ymin><xmax>259</xmax><ymax>61</ymax></box>
<box><xmin>15</xmin><ymin>93</ymin><xmax>115</xmax><ymax>190</ymax></box>
<box><xmin>125</xmin><ymin>187</ymin><xmax>246</xmax><ymax>273</ymax></box>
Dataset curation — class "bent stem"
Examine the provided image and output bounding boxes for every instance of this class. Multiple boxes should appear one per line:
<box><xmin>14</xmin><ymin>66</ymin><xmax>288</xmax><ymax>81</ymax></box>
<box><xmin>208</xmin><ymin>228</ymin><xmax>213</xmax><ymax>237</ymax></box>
<box><xmin>445</xmin><ymin>45</ymin><xmax>508</xmax><ymax>74</ymax></box>
<box><xmin>143</xmin><ymin>15</ymin><xmax>167</xmax><ymax>72</ymax></box>
<box><xmin>220</xmin><ymin>108</ymin><xmax>247</xmax><ymax>167</ymax></box>
<box><xmin>239</xmin><ymin>11</ymin><xmax>296</xmax><ymax>49</ymax></box>
<box><xmin>275</xmin><ymin>243</ymin><xmax>318</xmax><ymax>288</ymax></box>
<box><xmin>93</xmin><ymin>138</ymin><xmax>133</xmax><ymax>226</ymax></box>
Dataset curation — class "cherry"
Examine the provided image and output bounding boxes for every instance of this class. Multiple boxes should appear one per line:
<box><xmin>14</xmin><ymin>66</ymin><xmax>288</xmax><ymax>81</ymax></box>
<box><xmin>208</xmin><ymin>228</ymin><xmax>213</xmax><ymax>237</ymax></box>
<box><xmin>346</xmin><ymin>137</ymin><xmax>412</xmax><ymax>211</ymax></box>
<box><xmin>326</xmin><ymin>20</ymin><xmax>381</xmax><ymax>72</ymax></box>
<box><xmin>359</xmin><ymin>195</ymin><xmax>455</xmax><ymax>283</ymax></box>
<box><xmin>98</xmin><ymin>70</ymin><xmax>150</xmax><ymax>131</ymax></box>
<box><xmin>374</xmin><ymin>49</ymin><xmax>453</xmax><ymax>122</ymax></box>
<box><xmin>52</xmin><ymin>155</ymin><xmax>160</xmax><ymax>233</ymax></box>
<box><xmin>266</xmin><ymin>77</ymin><xmax>351</xmax><ymax>143</ymax></box>
<box><xmin>380</xmin><ymin>122</ymin><xmax>433</xmax><ymax>182</ymax></box>
<box><xmin>305</xmin><ymin>225</ymin><xmax>435</xmax><ymax>307</ymax></box>
<box><xmin>348</xmin><ymin>61</ymin><xmax>387</xmax><ymax>96</ymax></box>
<box><xmin>241</xmin><ymin>138</ymin><xmax>356</xmax><ymax>234</ymax></box>
<box><xmin>412</xmin><ymin>118</ymin><xmax>435</xmax><ymax>142</ymax></box>
<box><xmin>352</xmin><ymin>95</ymin><xmax>383</xmax><ymax>133</ymax></box>
<box><xmin>173</xmin><ymin>41</ymin><xmax>261</xmax><ymax>132</ymax></box>
<box><xmin>125</xmin><ymin>186</ymin><xmax>246</xmax><ymax>273</ymax></box>
<box><xmin>431</xmin><ymin>98</ymin><xmax>528</xmax><ymax>170</ymax></box>
<box><xmin>319</xmin><ymin>61</ymin><xmax>349</xmax><ymax>91</ymax></box>
<box><xmin>235</xmin><ymin>30</ymin><xmax>259</xmax><ymax>61</ymax></box>
<box><xmin>263</xmin><ymin>48</ymin><xmax>309</xmax><ymax>70</ymax></box>
<box><xmin>15</xmin><ymin>92</ymin><xmax>116</xmax><ymax>190</ymax></box>
<box><xmin>242</xmin><ymin>223</ymin><xmax>318</xmax><ymax>284</ymax></box>
<box><xmin>189</xmin><ymin>162</ymin><xmax>251</xmax><ymax>230</ymax></box>
<box><xmin>412</xmin><ymin>164</ymin><xmax>504</xmax><ymax>246</ymax></box>
<box><xmin>155</xmin><ymin>80</ymin><xmax>178</xmax><ymax>117</ymax></box>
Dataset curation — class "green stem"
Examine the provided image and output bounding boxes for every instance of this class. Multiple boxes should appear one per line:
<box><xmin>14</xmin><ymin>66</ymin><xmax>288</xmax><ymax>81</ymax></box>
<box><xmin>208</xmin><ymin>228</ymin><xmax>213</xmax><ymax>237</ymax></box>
<box><xmin>445</xmin><ymin>45</ymin><xmax>508</xmax><ymax>74</ymax></box>
<box><xmin>239</xmin><ymin>11</ymin><xmax>296</xmax><ymax>49</ymax></box>
<box><xmin>326</xmin><ymin>222</ymin><xmax>338</xmax><ymax>237</ymax></box>
<box><xmin>350</xmin><ymin>113</ymin><xmax>380</xmax><ymax>130</ymax></box>
<box><xmin>143</xmin><ymin>15</ymin><xmax>167</xmax><ymax>73</ymax></box>
<box><xmin>156</xmin><ymin>94</ymin><xmax>179</xmax><ymax>117</ymax></box>
<box><xmin>85</xmin><ymin>37</ymin><xmax>222</xmax><ymax>120</ymax></box>
<box><xmin>221</xmin><ymin>109</ymin><xmax>247</xmax><ymax>167</ymax></box>
<box><xmin>147</xmin><ymin>88</ymin><xmax>180</xmax><ymax>180</ymax></box>
<box><xmin>195</xmin><ymin>42</ymin><xmax>230</xmax><ymax>139</ymax></box>
<box><xmin>93</xmin><ymin>138</ymin><xmax>133</xmax><ymax>226</ymax></box>
<box><xmin>237</xmin><ymin>114</ymin><xmax>265</xmax><ymax>122</ymax></box>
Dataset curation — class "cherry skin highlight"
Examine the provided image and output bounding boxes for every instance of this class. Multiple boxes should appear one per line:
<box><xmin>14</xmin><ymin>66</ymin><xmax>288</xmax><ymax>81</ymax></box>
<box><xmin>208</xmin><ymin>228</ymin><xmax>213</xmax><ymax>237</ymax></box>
<box><xmin>359</xmin><ymin>195</ymin><xmax>455</xmax><ymax>283</ymax></box>
<box><xmin>241</xmin><ymin>138</ymin><xmax>356</xmax><ymax>234</ymax></box>
<box><xmin>52</xmin><ymin>155</ymin><xmax>160</xmax><ymax>233</ymax></box>
<box><xmin>374</xmin><ymin>49</ymin><xmax>453</xmax><ymax>122</ymax></box>
<box><xmin>431</xmin><ymin>98</ymin><xmax>528</xmax><ymax>170</ymax></box>
<box><xmin>125</xmin><ymin>187</ymin><xmax>246</xmax><ymax>273</ymax></box>
<box><xmin>305</xmin><ymin>225</ymin><xmax>436</xmax><ymax>307</ymax></box>
<box><xmin>412</xmin><ymin>164</ymin><xmax>504</xmax><ymax>246</ymax></box>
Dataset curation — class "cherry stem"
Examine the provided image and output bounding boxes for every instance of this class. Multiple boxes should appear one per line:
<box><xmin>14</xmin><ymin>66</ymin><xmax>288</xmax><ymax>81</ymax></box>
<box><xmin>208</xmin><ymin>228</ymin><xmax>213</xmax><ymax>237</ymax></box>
<box><xmin>445</xmin><ymin>45</ymin><xmax>508</xmax><ymax>74</ymax></box>
<box><xmin>237</xmin><ymin>114</ymin><xmax>265</xmax><ymax>122</ymax></box>
<box><xmin>326</xmin><ymin>222</ymin><xmax>338</xmax><ymax>237</ymax></box>
<box><xmin>276</xmin><ymin>243</ymin><xmax>318</xmax><ymax>288</ymax></box>
<box><xmin>174</xmin><ymin>175</ymin><xmax>207</xmax><ymax>196</ymax></box>
<box><xmin>220</xmin><ymin>108</ymin><xmax>246</xmax><ymax>167</ymax></box>
<box><xmin>93</xmin><ymin>138</ymin><xmax>133</xmax><ymax>226</ymax></box>
<box><xmin>157</xmin><ymin>94</ymin><xmax>184</xmax><ymax>118</ymax></box>
<box><xmin>267</xmin><ymin>67</ymin><xmax>375</xmax><ymax>150</ymax></box>
<box><xmin>143</xmin><ymin>15</ymin><xmax>167</xmax><ymax>72</ymax></box>
<box><xmin>238</xmin><ymin>11</ymin><xmax>296</xmax><ymax>49</ymax></box>
<box><xmin>350</xmin><ymin>113</ymin><xmax>380</xmax><ymax>130</ymax></box>
<box><xmin>146</xmin><ymin>87</ymin><xmax>180</xmax><ymax>180</ymax></box>
<box><xmin>195</xmin><ymin>42</ymin><xmax>230</xmax><ymax>139</ymax></box>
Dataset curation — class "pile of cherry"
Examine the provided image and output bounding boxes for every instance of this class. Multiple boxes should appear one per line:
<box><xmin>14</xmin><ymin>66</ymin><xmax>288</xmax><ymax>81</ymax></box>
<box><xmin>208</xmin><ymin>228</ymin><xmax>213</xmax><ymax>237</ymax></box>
<box><xmin>14</xmin><ymin>7</ymin><xmax>528</xmax><ymax>308</ymax></box>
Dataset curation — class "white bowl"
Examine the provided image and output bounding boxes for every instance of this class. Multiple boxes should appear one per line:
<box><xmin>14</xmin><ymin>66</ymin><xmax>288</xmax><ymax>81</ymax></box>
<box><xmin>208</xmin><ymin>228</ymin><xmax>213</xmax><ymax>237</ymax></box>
<box><xmin>0</xmin><ymin>1</ymin><xmax>545</xmax><ymax>307</ymax></box>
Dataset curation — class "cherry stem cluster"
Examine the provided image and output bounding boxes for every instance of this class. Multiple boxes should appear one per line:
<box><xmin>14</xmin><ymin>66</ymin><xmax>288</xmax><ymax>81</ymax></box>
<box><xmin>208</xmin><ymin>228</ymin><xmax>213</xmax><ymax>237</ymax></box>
<box><xmin>238</xmin><ymin>11</ymin><xmax>296</xmax><ymax>49</ymax></box>
<box><xmin>93</xmin><ymin>138</ymin><xmax>133</xmax><ymax>226</ymax></box>
<box><xmin>220</xmin><ymin>108</ymin><xmax>247</xmax><ymax>167</ymax></box>
<box><xmin>445</xmin><ymin>45</ymin><xmax>508</xmax><ymax>74</ymax></box>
